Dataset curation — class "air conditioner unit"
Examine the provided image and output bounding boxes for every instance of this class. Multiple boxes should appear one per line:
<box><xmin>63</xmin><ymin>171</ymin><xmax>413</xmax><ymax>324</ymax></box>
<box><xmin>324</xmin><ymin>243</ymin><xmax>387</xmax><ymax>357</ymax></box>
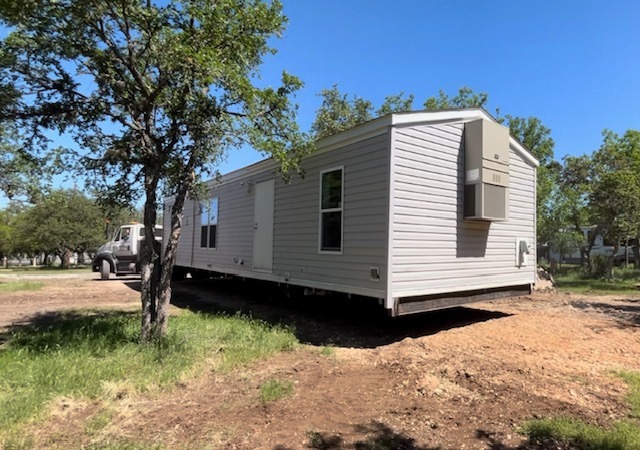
<box><xmin>463</xmin><ymin>119</ymin><xmax>510</xmax><ymax>221</ymax></box>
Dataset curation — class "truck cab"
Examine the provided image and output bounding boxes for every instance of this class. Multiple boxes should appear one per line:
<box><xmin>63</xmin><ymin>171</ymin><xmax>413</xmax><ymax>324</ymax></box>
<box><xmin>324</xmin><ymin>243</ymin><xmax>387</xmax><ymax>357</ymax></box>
<box><xmin>92</xmin><ymin>223</ymin><xmax>163</xmax><ymax>280</ymax></box>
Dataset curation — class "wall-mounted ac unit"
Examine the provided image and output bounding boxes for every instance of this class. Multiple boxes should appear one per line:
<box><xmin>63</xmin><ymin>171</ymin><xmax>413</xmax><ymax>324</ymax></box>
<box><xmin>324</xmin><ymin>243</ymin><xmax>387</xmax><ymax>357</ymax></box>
<box><xmin>463</xmin><ymin>119</ymin><xmax>510</xmax><ymax>221</ymax></box>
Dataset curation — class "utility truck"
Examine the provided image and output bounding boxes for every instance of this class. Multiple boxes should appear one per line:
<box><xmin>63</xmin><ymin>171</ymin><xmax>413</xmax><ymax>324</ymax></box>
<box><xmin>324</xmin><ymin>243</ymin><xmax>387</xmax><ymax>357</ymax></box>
<box><xmin>92</xmin><ymin>223</ymin><xmax>163</xmax><ymax>280</ymax></box>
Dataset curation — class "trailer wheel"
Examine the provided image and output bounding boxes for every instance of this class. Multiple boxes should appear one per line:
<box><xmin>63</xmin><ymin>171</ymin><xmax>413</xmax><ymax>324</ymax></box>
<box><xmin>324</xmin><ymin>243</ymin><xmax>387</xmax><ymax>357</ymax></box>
<box><xmin>100</xmin><ymin>259</ymin><xmax>111</xmax><ymax>280</ymax></box>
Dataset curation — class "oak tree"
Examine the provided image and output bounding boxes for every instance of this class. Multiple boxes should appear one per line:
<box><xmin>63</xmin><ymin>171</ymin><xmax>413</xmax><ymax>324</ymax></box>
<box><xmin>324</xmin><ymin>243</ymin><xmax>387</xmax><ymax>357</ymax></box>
<box><xmin>0</xmin><ymin>0</ymin><xmax>310</xmax><ymax>340</ymax></box>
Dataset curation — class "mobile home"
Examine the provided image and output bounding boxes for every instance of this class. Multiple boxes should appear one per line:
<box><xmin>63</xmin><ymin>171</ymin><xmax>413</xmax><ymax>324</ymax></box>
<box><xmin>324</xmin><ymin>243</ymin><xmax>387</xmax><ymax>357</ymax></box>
<box><xmin>164</xmin><ymin>109</ymin><xmax>538</xmax><ymax>316</ymax></box>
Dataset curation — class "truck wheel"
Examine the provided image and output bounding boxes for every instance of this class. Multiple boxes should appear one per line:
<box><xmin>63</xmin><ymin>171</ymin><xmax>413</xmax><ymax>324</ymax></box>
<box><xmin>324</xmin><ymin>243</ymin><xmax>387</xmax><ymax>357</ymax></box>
<box><xmin>100</xmin><ymin>259</ymin><xmax>111</xmax><ymax>280</ymax></box>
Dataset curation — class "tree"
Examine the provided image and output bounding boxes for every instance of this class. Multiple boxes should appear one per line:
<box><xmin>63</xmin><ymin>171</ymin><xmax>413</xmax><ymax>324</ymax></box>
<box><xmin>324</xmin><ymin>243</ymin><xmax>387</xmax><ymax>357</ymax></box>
<box><xmin>0</xmin><ymin>124</ymin><xmax>54</xmax><ymax>203</ymax></box>
<box><xmin>376</xmin><ymin>92</ymin><xmax>414</xmax><ymax>117</ymax></box>
<box><xmin>311</xmin><ymin>85</ymin><xmax>373</xmax><ymax>139</ymax></box>
<box><xmin>556</xmin><ymin>154</ymin><xmax>593</xmax><ymax>265</ymax></box>
<box><xmin>423</xmin><ymin>86</ymin><xmax>489</xmax><ymax>111</ymax></box>
<box><xmin>12</xmin><ymin>190</ymin><xmax>105</xmax><ymax>267</ymax></box>
<box><xmin>506</xmin><ymin>115</ymin><xmax>560</xmax><ymax>243</ymax></box>
<box><xmin>0</xmin><ymin>0</ymin><xmax>310</xmax><ymax>340</ymax></box>
<box><xmin>589</xmin><ymin>130</ymin><xmax>640</xmax><ymax>276</ymax></box>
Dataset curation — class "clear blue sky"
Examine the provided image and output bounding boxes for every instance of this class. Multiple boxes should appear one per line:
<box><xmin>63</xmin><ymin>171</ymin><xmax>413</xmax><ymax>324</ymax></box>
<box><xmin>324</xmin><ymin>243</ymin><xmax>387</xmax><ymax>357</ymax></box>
<box><xmin>218</xmin><ymin>0</ymin><xmax>639</xmax><ymax>174</ymax></box>
<box><xmin>3</xmin><ymin>0</ymin><xmax>640</xmax><ymax>202</ymax></box>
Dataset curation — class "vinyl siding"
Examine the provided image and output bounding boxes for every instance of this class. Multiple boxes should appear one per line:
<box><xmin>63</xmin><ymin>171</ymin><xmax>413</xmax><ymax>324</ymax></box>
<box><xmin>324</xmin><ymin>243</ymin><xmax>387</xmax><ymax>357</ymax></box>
<box><xmin>273</xmin><ymin>133</ymin><xmax>390</xmax><ymax>295</ymax></box>
<box><xmin>390</xmin><ymin>122</ymin><xmax>536</xmax><ymax>297</ymax></box>
<box><xmin>171</xmin><ymin>132</ymin><xmax>390</xmax><ymax>298</ymax></box>
<box><xmin>185</xmin><ymin>170</ymin><xmax>275</xmax><ymax>274</ymax></box>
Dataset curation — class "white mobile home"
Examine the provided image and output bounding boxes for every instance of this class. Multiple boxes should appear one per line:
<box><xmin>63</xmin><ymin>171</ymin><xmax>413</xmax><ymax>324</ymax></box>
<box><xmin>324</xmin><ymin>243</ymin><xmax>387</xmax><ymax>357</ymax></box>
<box><xmin>164</xmin><ymin>109</ymin><xmax>538</xmax><ymax>316</ymax></box>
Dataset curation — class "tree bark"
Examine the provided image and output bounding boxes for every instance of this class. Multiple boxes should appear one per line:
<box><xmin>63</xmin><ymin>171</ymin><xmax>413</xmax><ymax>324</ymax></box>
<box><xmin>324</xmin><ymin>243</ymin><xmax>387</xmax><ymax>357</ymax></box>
<box><xmin>157</xmin><ymin>182</ymin><xmax>190</xmax><ymax>337</ymax></box>
<box><xmin>606</xmin><ymin>243</ymin><xmax>618</xmax><ymax>280</ymax></box>
<box><xmin>140</xmin><ymin>169</ymin><xmax>160</xmax><ymax>341</ymax></box>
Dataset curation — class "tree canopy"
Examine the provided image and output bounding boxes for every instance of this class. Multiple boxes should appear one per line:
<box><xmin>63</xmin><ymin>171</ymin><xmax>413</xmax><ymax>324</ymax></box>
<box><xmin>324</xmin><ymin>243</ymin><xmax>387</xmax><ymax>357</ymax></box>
<box><xmin>0</xmin><ymin>0</ymin><xmax>310</xmax><ymax>339</ymax></box>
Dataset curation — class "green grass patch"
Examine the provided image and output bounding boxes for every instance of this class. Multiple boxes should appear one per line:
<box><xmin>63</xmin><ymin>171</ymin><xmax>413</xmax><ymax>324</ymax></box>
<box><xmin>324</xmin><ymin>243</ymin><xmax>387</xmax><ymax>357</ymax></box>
<box><xmin>260</xmin><ymin>379</ymin><xmax>294</xmax><ymax>403</ymax></box>
<box><xmin>619</xmin><ymin>371</ymin><xmax>640</xmax><ymax>418</ymax></box>
<box><xmin>523</xmin><ymin>417</ymin><xmax>640</xmax><ymax>450</ymax></box>
<box><xmin>0</xmin><ymin>266</ymin><xmax>92</xmax><ymax>274</ymax></box>
<box><xmin>0</xmin><ymin>281</ymin><xmax>44</xmax><ymax>293</ymax></box>
<box><xmin>553</xmin><ymin>265</ymin><xmax>640</xmax><ymax>294</ymax></box>
<box><xmin>523</xmin><ymin>372</ymin><xmax>640</xmax><ymax>449</ymax></box>
<box><xmin>0</xmin><ymin>309</ymin><xmax>297</xmax><ymax>431</ymax></box>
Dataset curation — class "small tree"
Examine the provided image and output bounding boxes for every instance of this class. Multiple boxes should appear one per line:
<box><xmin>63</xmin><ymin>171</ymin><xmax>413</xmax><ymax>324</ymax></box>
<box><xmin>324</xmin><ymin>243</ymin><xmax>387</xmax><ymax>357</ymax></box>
<box><xmin>547</xmin><ymin>229</ymin><xmax>584</xmax><ymax>270</ymax></box>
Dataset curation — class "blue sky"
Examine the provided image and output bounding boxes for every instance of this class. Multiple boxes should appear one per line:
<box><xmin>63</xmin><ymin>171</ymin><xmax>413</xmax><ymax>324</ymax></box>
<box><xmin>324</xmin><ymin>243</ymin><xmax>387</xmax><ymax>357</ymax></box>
<box><xmin>216</xmin><ymin>0</ymin><xmax>639</xmax><ymax>173</ymax></box>
<box><xmin>2</xmin><ymin>0</ymin><xmax>639</xmax><ymax>202</ymax></box>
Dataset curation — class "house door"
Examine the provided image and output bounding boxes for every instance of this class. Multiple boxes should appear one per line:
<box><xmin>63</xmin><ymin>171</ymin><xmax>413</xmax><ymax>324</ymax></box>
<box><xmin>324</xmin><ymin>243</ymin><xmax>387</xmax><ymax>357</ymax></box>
<box><xmin>253</xmin><ymin>179</ymin><xmax>274</xmax><ymax>271</ymax></box>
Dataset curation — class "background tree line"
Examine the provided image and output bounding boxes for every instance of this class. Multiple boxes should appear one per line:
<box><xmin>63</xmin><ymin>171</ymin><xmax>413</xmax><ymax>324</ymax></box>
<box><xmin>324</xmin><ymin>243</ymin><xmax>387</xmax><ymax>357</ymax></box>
<box><xmin>2</xmin><ymin>84</ymin><xmax>639</xmax><ymax>279</ymax></box>
<box><xmin>0</xmin><ymin>189</ymin><xmax>143</xmax><ymax>268</ymax></box>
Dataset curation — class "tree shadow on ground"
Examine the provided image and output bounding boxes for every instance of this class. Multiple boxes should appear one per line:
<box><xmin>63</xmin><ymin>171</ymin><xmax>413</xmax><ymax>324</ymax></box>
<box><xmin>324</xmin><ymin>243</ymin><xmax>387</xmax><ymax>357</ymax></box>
<box><xmin>569</xmin><ymin>300</ymin><xmax>640</xmax><ymax>327</ymax></box>
<box><xmin>166</xmin><ymin>278</ymin><xmax>512</xmax><ymax>349</ymax></box>
<box><xmin>274</xmin><ymin>421</ymin><xmax>551</xmax><ymax>450</ymax></box>
<box><xmin>0</xmin><ymin>310</ymin><xmax>139</xmax><ymax>351</ymax></box>
<box><xmin>476</xmin><ymin>429</ymin><xmax>559</xmax><ymax>450</ymax></box>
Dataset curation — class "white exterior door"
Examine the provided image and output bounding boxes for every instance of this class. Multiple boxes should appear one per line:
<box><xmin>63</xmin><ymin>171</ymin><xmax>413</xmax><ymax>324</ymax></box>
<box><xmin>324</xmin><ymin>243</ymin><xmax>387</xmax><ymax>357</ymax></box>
<box><xmin>253</xmin><ymin>179</ymin><xmax>274</xmax><ymax>271</ymax></box>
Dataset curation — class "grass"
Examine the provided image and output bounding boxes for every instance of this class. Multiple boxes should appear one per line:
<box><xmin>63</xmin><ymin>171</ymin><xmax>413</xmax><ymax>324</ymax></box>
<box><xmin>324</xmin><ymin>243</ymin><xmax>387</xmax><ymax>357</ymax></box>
<box><xmin>553</xmin><ymin>264</ymin><xmax>640</xmax><ymax>294</ymax></box>
<box><xmin>259</xmin><ymin>378</ymin><xmax>294</xmax><ymax>403</ymax></box>
<box><xmin>522</xmin><ymin>371</ymin><xmax>640</xmax><ymax>449</ymax></box>
<box><xmin>0</xmin><ymin>281</ymin><xmax>44</xmax><ymax>293</ymax></box>
<box><xmin>0</xmin><ymin>265</ymin><xmax>92</xmax><ymax>274</ymax></box>
<box><xmin>0</xmin><ymin>309</ymin><xmax>297</xmax><ymax>434</ymax></box>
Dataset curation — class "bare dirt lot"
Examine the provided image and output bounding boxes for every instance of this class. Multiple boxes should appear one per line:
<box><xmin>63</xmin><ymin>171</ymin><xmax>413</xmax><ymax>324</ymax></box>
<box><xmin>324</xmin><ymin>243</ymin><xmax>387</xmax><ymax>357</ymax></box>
<box><xmin>1</xmin><ymin>275</ymin><xmax>640</xmax><ymax>449</ymax></box>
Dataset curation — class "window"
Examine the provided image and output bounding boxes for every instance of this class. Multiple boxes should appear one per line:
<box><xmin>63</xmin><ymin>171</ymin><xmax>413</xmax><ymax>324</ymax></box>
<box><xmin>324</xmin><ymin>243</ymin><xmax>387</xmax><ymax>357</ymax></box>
<box><xmin>319</xmin><ymin>167</ymin><xmax>343</xmax><ymax>252</ymax></box>
<box><xmin>114</xmin><ymin>227</ymin><xmax>130</xmax><ymax>242</ymax></box>
<box><xmin>200</xmin><ymin>197</ymin><xmax>218</xmax><ymax>248</ymax></box>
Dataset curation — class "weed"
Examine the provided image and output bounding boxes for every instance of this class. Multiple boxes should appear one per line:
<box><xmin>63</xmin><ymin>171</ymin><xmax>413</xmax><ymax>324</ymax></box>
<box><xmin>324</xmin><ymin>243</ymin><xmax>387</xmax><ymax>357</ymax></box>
<box><xmin>0</xmin><ymin>281</ymin><xmax>44</xmax><ymax>293</ymax></box>
<box><xmin>319</xmin><ymin>345</ymin><xmax>335</xmax><ymax>357</ymax></box>
<box><xmin>260</xmin><ymin>379</ymin><xmax>294</xmax><ymax>403</ymax></box>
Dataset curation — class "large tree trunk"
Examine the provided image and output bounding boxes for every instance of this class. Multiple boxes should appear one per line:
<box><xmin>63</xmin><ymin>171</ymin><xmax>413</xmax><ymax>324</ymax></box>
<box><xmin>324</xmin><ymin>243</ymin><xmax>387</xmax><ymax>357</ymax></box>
<box><xmin>61</xmin><ymin>249</ymin><xmax>71</xmax><ymax>269</ymax></box>
<box><xmin>140</xmin><ymin>170</ymin><xmax>160</xmax><ymax>341</ymax></box>
<box><xmin>157</xmin><ymin>187</ymin><xmax>189</xmax><ymax>337</ymax></box>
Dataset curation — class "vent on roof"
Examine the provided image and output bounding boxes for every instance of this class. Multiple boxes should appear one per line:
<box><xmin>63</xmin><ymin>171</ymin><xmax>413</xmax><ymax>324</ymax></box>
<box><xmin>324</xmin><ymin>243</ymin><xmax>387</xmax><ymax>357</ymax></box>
<box><xmin>463</xmin><ymin>119</ymin><xmax>510</xmax><ymax>221</ymax></box>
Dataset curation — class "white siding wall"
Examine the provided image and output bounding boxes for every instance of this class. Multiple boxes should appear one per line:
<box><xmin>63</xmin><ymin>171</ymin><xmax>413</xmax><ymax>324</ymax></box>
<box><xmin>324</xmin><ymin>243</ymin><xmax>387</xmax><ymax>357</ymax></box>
<box><xmin>273</xmin><ymin>133</ymin><xmax>390</xmax><ymax>296</ymax></box>
<box><xmin>391</xmin><ymin>122</ymin><xmax>536</xmax><ymax>297</ymax></box>
<box><xmin>170</xmin><ymin>132</ymin><xmax>390</xmax><ymax>298</ymax></box>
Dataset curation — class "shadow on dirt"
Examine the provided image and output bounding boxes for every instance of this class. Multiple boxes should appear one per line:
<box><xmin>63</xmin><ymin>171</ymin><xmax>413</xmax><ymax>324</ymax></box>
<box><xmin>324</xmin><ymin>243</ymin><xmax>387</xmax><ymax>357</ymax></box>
<box><xmin>161</xmin><ymin>278</ymin><xmax>512</xmax><ymax>349</ymax></box>
<box><xmin>569</xmin><ymin>300</ymin><xmax>640</xmax><ymax>327</ymax></box>
<box><xmin>274</xmin><ymin>421</ymin><xmax>547</xmax><ymax>450</ymax></box>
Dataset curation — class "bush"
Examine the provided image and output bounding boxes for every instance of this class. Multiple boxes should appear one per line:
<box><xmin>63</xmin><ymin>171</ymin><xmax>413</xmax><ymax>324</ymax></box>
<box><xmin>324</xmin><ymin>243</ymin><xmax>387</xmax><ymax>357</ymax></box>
<box><xmin>590</xmin><ymin>254</ymin><xmax>610</xmax><ymax>279</ymax></box>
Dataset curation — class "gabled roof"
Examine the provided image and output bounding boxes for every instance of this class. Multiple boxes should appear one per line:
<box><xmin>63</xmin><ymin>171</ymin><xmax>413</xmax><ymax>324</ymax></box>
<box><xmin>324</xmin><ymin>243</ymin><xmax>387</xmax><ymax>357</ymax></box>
<box><xmin>316</xmin><ymin>108</ymin><xmax>540</xmax><ymax>168</ymax></box>
<box><xmin>209</xmin><ymin>108</ymin><xmax>539</xmax><ymax>188</ymax></box>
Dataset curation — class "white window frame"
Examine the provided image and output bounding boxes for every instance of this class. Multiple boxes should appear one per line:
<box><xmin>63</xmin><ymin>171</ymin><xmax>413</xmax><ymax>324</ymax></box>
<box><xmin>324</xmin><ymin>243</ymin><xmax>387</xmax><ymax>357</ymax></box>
<box><xmin>200</xmin><ymin>197</ymin><xmax>219</xmax><ymax>249</ymax></box>
<box><xmin>318</xmin><ymin>166</ymin><xmax>344</xmax><ymax>254</ymax></box>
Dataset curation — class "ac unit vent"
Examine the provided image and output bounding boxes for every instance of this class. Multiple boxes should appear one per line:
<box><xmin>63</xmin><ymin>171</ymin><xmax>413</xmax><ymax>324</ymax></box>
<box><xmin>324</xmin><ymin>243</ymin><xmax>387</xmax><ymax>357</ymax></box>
<box><xmin>464</xmin><ymin>119</ymin><xmax>510</xmax><ymax>221</ymax></box>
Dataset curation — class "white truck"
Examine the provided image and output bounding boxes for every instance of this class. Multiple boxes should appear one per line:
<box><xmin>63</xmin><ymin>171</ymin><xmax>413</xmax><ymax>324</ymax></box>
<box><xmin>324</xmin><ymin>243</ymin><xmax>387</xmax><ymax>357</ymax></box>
<box><xmin>92</xmin><ymin>223</ymin><xmax>163</xmax><ymax>280</ymax></box>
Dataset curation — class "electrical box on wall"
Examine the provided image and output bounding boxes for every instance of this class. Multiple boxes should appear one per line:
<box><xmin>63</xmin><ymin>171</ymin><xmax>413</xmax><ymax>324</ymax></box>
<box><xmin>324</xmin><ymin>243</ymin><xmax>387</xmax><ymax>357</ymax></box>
<box><xmin>464</xmin><ymin>119</ymin><xmax>510</xmax><ymax>221</ymax></box>
<box><xmin>515</xmin><ymin>238</ymin><xmax>530</xmax><ymax>267</ymax></box>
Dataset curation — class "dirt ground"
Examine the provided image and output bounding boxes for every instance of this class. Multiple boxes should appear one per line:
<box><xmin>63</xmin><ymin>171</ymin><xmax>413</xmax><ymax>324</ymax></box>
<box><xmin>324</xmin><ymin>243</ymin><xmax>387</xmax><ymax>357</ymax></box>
<box><xmin>1</xmin><ymin>274</ymin><xmax>639</xmax><ymax>450</ymax></box>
